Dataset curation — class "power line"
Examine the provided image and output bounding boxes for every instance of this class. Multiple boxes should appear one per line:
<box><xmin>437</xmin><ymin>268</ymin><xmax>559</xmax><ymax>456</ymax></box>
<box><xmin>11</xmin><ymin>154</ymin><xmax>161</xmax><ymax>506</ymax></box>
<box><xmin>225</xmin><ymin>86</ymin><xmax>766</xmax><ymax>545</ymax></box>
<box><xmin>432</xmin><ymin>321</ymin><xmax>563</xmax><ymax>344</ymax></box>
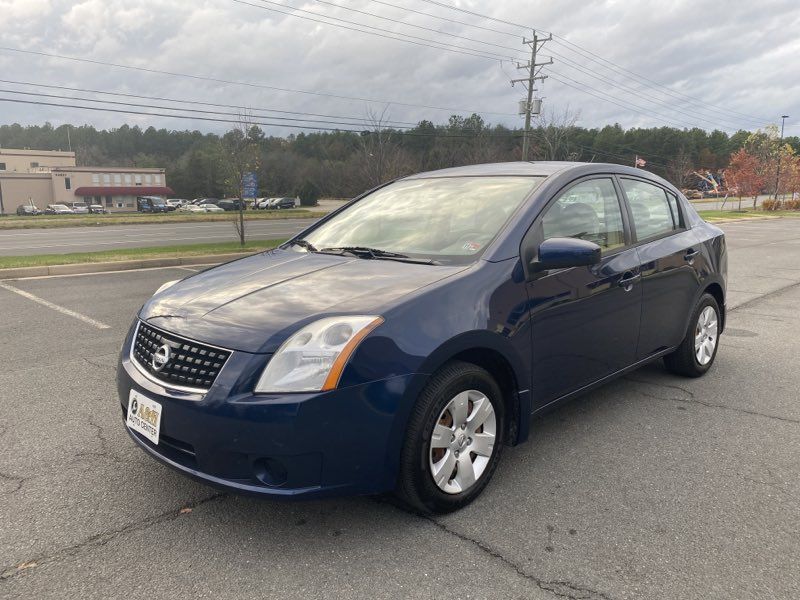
<box><xmin>407</xmin><ymin>0</ymin><xmax>770</xmax><ymax>124</ymax></box>
<box><xmin>549</xmin><ymin>35</ymin><xmax>770</xmax><ymax>124</ymax></box>
<box><xmin>546</xmin><ymin>72</ymin><xmax>697</xmax><ymax>131</ymax></box>
<box><xmin>548</xmin><ymin>58</ymin><xmax>762</xmax><ymax>132</ymax></box>
<box><xmin>0</xmin><ymin>78</ymin><xmax>418</xmax><ymax>127</ymax></box>
<box><xmin>0</xmin><ymin>87</ymin><xmax>418</xmax><ymax>129</ymax></box>
<box><xmin>0</xmin><ymin>46</ymin><xmax>517</xmax><ymax>117</ymax></box>
<box><xmin>415</xmin><ymin>0</ymin><xmax>528</xmax><ymax>31</ymax></box>
<box><xmin>0</xmin><ymin>96</ymin><xmax>532</xmax><ymax>139</ymax></box>
<box><xmin>248</xmin><ymin>0</ymin><xmax>756</xmax><ymax>132</ymax></box>
<box><xmin>369</xmin><ymin>0</ymin><xmax>521</xmax><ymax>37</ymax></box>
<box><xmin>352</xmin><ymin>0</ymin><xmax>752</xmax><ymax>135</ymax></box>
<box><xmin>234</xmin><ymin>0</ymin><xmax>517</xmax><ymax>62</ymax></box>
<box><xmin>0</xmin><ymin>97</ymin><xmax>371</xmax><ymax>132</ymax></box>
<box><xmin>312</xmin><ymin>0</ymin><xmax>526</xmax><ymax>55</ymax></box>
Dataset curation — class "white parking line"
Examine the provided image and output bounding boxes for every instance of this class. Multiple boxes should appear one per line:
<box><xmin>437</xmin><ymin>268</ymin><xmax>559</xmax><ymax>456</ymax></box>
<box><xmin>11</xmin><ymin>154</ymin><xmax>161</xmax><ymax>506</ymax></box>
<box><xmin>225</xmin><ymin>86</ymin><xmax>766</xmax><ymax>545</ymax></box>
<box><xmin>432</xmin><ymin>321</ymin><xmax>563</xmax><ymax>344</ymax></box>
<box><xmin>5</xmin><ymin>263</ymin><xmax>218</xmax><ymax>281</ymax></box>
<box><xmin>0</xmin><ymin>281</ymin><xmax>112</xmax><ymax>329</ymax></box>
<box><xmin>0</xmin><ymin>231</ymin><xmax>303</xmax><ymax>251</ymax></box>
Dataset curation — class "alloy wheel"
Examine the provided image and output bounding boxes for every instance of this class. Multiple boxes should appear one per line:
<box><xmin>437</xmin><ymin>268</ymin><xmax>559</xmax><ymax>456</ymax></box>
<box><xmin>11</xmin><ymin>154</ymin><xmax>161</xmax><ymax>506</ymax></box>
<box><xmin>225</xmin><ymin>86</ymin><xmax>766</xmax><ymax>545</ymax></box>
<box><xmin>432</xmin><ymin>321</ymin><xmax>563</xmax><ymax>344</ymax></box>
<box><xmin>428</xmin><ymin>390</ymin><xmax>497</xmax><ymax>494</ymax></box>
<box><xmin>694</xmin><ymin>305</ymin><xmax>718</xmax><ymax>365</ymax></box>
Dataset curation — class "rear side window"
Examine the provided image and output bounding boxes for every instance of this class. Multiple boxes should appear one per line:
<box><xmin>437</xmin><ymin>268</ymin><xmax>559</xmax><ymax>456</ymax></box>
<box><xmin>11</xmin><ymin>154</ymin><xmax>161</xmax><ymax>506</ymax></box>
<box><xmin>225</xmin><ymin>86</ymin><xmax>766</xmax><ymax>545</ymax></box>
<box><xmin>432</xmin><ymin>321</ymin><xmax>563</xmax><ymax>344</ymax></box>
<box><xmin>621</xmin><ymin>179</ymin><xmax>681</xmax><ymax>240</ymax></box>
<box><xmin>541</xmin><ymin>178</ymin><xmax>625</xmax><ymax>251</ymax></box>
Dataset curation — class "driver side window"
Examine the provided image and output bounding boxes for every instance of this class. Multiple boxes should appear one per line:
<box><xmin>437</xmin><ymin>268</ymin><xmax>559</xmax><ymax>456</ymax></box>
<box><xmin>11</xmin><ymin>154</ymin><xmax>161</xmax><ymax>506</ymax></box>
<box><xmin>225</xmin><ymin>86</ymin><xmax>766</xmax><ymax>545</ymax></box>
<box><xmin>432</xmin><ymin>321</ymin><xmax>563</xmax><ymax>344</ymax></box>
<box><xmin>542</xmin><ymin>178</ymin><xmax>626</xmax><ymax>251</ymax></box>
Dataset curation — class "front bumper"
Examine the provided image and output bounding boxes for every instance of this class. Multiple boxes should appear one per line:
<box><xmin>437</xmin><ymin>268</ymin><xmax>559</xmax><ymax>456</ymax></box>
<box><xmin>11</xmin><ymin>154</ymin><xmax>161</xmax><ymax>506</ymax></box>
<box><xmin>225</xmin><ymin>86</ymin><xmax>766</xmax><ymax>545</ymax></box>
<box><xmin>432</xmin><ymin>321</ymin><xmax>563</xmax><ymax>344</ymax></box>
<box><xmin>117</xmin><ymin>333</ymin><xmax>424</xmax><ymax>499</ymax></box>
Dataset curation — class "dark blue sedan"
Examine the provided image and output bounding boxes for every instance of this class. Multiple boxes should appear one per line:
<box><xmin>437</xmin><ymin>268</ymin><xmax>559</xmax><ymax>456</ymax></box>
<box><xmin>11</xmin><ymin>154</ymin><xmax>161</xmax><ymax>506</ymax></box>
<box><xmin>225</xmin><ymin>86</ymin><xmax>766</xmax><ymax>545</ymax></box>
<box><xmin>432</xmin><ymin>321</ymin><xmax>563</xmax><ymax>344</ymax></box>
<box><xmin>117</xmin><ymin>162</ymin><xmax>726</xmax><ymax>513</ymax></box>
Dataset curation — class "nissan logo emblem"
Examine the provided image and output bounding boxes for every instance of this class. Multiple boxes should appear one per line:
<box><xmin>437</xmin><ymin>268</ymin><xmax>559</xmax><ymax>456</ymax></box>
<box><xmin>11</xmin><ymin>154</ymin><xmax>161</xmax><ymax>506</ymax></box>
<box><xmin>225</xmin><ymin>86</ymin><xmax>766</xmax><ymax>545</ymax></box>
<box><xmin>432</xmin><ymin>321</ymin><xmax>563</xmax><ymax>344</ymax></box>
<box><xmin>152</xmin><ymin>343</ymin><xmax>171</xmax><ymax>372</ymax></box>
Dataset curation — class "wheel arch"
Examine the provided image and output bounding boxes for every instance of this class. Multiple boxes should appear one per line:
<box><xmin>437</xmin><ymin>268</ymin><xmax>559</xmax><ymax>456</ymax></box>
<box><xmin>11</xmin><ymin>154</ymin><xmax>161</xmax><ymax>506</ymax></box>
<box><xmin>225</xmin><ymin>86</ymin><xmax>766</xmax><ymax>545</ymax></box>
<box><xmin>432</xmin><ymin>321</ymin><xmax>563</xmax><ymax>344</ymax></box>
<box><xmin>703</xmin><ymin>281</ymin><xmax>726</xmax><ymax>332</ymax></box>
<box><xmin>418</xmin><ymin>332</ymin><xmax>531</xmax><ymax>447</ymax></box>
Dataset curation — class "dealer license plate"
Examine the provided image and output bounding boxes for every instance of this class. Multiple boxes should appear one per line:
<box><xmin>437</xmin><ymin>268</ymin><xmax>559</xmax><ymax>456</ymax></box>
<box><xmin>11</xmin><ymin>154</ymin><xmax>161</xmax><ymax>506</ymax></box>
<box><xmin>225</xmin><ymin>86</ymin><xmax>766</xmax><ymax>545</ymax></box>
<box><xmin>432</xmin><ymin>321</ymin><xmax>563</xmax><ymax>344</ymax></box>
<box><xmin>126</xmin><ymin>390</ymin><xmax>162</xmax><ymax>445</ymax></box>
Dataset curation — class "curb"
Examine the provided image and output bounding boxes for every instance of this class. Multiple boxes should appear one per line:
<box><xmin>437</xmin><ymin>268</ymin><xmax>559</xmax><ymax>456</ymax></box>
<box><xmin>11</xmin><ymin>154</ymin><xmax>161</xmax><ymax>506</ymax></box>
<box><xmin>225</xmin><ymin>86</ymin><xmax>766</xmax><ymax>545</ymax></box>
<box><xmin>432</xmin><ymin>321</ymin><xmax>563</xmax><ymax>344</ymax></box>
<box><xmin>0</xmin><ymin>252</ymin><xmax>250</xmax><ymax>280</ymax></box>
<box><xmin>704</xmin><ymin>216</ymin><xmax>783</xmax><ymax>224</ymax></box>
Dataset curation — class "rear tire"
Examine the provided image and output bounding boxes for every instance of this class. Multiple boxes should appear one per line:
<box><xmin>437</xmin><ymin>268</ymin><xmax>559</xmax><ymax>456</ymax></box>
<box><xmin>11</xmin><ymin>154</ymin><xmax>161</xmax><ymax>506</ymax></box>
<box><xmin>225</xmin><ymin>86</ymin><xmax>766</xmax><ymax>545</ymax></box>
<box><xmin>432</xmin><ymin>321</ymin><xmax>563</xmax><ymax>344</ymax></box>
<box><xmin>395</xmin><ymin>361</ymin><xmax>505</xmax><ymax>514</ymax></box>
<box><xmin>664</xmin><ymin>293</ymin><xmax>720</xmax><ymax>377</ymax></box>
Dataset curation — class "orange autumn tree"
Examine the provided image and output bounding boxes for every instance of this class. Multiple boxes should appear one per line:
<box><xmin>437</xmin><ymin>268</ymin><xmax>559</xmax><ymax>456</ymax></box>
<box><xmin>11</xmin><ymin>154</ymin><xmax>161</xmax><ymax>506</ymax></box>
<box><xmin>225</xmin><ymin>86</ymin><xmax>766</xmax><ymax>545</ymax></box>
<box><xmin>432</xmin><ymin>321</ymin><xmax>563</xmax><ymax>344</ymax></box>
<box><xmin>726</xmin><ymin>149</ymin><xmax>765</xmax><ymax>210</ymax></box>
<box><xmin>784</xmin><ymin>155</ymin><xmax>800</xmax><ymax>208</ymax></box>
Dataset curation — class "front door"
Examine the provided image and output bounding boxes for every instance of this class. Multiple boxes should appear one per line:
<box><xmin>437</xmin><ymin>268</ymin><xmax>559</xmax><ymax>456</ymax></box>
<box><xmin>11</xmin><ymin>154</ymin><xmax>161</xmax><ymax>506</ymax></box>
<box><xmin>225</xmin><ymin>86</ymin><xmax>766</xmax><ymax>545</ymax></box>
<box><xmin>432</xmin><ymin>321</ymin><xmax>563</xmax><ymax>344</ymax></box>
<box><xmin>525</xmin><ymin>177</ymin><xmax>642</xmax><ymax>407</ymax></box>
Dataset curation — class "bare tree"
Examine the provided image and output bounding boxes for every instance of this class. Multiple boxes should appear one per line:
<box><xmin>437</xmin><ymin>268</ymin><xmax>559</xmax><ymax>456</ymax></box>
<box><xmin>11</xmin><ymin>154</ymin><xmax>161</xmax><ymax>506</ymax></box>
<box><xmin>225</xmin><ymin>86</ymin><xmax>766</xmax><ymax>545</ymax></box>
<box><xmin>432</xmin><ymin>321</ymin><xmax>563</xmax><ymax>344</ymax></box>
<box><xmin>359</xmin><ymin>106</ymin><xmax>413</xmax><ymax>187</ymax></box>
<box><xmin>666</xmin><ymin>146</ymin><xmax>693</xmax><ymax>189</ymax></box>
<box><xmin>533</xmin><ymin>105</ymin><xmax>580</xmax><ymax>160</ymax></box>
<box><xmin>222</xmin><ymin>111</ymin><xmax>261</xmax><ymax>246</ymax></box>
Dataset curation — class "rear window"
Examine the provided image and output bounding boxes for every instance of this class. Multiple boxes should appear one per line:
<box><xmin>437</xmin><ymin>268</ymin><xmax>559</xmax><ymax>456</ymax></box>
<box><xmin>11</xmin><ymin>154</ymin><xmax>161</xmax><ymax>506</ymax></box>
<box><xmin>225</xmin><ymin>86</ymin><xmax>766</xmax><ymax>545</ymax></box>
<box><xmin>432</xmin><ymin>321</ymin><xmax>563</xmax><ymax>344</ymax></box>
<box><xmin>621</xmin><ymin>179</ymin><xmax>681</xmax><ymax>240</ymax></box>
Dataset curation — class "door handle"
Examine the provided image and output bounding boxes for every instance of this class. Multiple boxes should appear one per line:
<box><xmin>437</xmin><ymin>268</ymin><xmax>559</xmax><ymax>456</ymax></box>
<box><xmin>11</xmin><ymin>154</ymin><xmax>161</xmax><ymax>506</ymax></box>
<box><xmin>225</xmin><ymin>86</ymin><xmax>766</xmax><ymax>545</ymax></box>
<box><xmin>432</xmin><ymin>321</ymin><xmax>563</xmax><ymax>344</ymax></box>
<box><xmin>684</xmin><ymin>248</ymin><xmax>699</xmax><ymax>263</ymax></box>
<box><xmin>618</xmin><ymin>272</ymin><xmax>641</xmax><ymax>291</ymax></box>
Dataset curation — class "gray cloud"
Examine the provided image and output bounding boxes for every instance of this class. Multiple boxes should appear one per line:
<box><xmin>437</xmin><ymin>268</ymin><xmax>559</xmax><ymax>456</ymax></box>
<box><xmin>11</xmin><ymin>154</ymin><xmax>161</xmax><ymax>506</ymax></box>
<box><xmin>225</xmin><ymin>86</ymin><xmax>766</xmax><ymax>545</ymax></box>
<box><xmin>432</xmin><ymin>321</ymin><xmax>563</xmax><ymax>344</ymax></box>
<box><xmin>0</xmin><ymin>0</ymin><xmax>797</xmax><ymax>135</ymax></box>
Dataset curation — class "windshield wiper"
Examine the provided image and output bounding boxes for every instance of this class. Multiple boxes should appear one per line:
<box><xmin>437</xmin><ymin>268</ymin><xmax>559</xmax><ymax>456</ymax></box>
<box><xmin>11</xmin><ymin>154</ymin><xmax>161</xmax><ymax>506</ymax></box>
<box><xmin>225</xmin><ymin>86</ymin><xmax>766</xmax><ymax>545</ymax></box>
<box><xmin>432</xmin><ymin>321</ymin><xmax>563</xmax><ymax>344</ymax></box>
<box><xmin>319</xmin><ymin>246</ymin><xmax>407</xmax><ymax>258</ymax></box>
<box><xmin>289</xmin><ymin>238</ymin><xmax>318</xmax><ymax>252</ymax></box>
<box><xmin>318</xmin><ymin>246</ymin><xmax>437</xmax><ymax>264</ymax></box>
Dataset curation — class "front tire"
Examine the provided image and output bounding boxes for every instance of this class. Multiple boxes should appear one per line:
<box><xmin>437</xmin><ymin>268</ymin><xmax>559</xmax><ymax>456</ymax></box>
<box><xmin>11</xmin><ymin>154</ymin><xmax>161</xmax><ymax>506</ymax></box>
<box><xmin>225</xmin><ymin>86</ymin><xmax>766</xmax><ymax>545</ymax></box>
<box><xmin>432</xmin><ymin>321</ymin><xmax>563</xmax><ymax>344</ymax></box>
<box><xmin>395</xmin><ymin>361</ymin><xmax>505</xmax><ymax>514</ymax></box>
<box><xmin>664</xmin><ymin>293</ymin><xmax>721</xmax><ymax>377</ymax></box>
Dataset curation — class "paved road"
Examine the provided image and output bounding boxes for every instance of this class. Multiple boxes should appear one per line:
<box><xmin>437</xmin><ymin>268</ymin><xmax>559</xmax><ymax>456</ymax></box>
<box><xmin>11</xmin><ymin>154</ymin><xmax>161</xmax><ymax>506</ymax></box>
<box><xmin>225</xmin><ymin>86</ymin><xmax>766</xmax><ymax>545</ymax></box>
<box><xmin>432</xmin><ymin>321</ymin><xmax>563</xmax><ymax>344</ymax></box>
<box><xmin>0</xmin><ymin>219</ymin><xmax>798</xmax><ymax>599</ymax></box>
<box><xmin>688</xmin><ymin>194</ymin><xmax>770</xmax><ymax>211</ymax></box>
<box><xmin>0</xmin><ymin>218</ymin><xmax>316</xmax><ymax>256</ymax></box>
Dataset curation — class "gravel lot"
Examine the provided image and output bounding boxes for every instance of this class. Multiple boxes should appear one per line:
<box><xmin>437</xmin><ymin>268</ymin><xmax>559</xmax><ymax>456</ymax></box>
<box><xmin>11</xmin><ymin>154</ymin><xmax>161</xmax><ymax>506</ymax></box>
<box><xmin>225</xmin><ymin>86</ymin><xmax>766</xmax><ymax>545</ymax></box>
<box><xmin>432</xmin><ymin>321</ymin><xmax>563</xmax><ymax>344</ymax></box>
<box><xmin>0</xmin><ymin>219</ymin><xmax>798</xmax><ymax>600</ymax></box>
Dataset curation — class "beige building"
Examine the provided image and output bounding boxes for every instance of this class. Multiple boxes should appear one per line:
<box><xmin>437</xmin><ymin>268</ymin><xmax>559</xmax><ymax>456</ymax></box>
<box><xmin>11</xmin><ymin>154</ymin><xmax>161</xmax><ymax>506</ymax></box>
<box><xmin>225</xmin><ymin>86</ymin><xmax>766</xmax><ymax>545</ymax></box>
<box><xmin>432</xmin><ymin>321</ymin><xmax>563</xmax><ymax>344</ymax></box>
<box><xmin>0</xmin><ymin>148</ymin><xmax>171</xmax><ymax>214</ymax></box>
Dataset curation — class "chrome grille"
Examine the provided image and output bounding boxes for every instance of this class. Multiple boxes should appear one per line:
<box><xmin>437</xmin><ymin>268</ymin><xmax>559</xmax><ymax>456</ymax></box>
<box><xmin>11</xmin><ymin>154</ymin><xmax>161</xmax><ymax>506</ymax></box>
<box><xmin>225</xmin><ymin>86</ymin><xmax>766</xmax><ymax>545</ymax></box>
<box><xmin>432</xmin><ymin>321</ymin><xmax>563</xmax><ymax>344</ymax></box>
<box><xmin>132</xmin><ymin>321</ymin><xmax>230</xmax><ymax>391</ymax></box>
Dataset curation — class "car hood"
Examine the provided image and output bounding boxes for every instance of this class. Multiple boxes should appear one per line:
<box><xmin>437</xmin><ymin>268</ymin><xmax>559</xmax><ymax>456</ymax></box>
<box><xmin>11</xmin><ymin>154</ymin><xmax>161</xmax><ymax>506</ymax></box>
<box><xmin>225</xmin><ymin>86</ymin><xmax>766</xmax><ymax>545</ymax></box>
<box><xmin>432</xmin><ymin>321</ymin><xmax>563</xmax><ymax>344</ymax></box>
<box><xmin>140</xmin><ymin>248</ymin><xmax>467</xmax><ymax>353</ymax></box>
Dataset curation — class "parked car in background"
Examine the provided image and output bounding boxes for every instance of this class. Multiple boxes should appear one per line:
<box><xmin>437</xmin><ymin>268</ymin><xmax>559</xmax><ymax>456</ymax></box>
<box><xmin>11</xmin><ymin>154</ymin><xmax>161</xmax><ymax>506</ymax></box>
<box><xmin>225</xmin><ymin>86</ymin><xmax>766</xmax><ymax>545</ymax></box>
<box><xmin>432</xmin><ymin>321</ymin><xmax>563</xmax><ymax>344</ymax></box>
<box><xmin>44</xmin><ymin>204</ymin><xmax>74</xmax><ymax>215</ymax></box>
<box><xmin>166</xmin><ymin>199</ymin><xmax>188</xmax><ymax>210</ymax></box>
<box><xmin>198</xmin><ymin>203</ymin><xmax>224</xmax><ymax>213</ymax></box>
<box><xmin>271</xmin><ymin>197</ymin><xmax>297</xmax><ymax>210</ymax></box>
<box><xmin>137</xmin><ymin>196</ymin><xmax>169</xmax><ymax>213</ymax></box>
<box><xmin>217</xmin><ymin>198</ymin><xmax>246</xmax><ymax>211</ymax></box>
<box><xmin>68</xmin><ymin>201</ymin><xmax>89</xmax><ymax>214</ymax></box>
<box><xmin>178</xmin><ymin>204</ymin><xmax>205</xmax><ymax>213</ymax></box>
<box><xmin>16</xmin><ymin>204</ymin><xmax>41</xmax><ymax>216</ymax></box>
<box><xmin>88</xmin><ymin>205</ymin><xmax>108</xmax><ymax>214</ymax></box>
<box><xmin>119</xmin><ymin>161</ymin><xmax>727</xmax><ymax>513</ymax></box>
<box><xmin>193</xmin><ymin>198</ymin><xmax>220</xmax><ymax>206</ymax></box>
<box><xmin>256</xmin><ymin>197</ymin><xmax>297</xmax><ymax>210</ymax></box>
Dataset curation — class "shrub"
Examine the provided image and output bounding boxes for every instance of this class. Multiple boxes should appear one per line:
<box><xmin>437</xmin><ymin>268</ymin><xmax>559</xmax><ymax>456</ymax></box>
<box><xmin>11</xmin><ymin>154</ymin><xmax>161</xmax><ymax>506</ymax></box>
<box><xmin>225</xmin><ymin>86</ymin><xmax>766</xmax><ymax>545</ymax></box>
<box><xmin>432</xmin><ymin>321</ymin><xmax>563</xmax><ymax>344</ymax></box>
<box><xmin>762</xmin><ymin>199</ymin><xmax>782</xmax><ymax>211</ymax></box>
<box><xmin>783</xmin><ymin>198</ymin><xmax>800</xmax><ymax>210</ymax></box>
<box><xmin>297</xmin><ymin>181</ymin><xmax>321</xmax><ymax>207</ymax></box>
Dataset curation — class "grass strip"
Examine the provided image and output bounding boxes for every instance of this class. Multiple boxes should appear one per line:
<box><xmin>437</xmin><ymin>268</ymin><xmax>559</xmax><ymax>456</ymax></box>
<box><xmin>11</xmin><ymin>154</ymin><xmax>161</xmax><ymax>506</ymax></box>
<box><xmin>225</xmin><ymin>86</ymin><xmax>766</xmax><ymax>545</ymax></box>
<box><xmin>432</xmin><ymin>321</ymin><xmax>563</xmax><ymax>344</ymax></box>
<box><xmin>0</xmin><ymin>210</ymin><xmax>326</xmax><ymax>229</ymax></box>
<box><xmin>0</xmin><ymin>239</ymin><xmax>286</xmax><ymax>270</ymax></box>
<box><xmin>697</xmin><ymin>209</ymin><xmax>800</xmax><ymax>221</ymax></box>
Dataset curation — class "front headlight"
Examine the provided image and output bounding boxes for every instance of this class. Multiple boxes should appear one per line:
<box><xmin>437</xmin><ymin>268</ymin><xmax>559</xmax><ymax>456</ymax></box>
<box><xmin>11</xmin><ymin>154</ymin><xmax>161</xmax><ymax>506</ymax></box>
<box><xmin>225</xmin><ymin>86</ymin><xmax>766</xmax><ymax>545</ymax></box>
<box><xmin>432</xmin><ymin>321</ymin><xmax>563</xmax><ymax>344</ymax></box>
<box><xmin>154</xmin><ymin>279</ymin><xmax>179</xmax><ymax>296</ymax></box>
<box><xmin>255</xmin><ymin>315</ymin><xmax>384</xmax><ymax>393</ymax></box>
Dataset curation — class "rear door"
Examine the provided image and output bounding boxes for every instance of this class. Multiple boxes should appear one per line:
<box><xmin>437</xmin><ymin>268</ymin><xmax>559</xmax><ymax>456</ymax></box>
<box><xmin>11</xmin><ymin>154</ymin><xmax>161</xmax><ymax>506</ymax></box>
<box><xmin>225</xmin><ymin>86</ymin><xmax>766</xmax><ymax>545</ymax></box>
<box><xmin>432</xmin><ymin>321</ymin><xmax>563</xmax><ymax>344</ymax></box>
<box><xmin>525</xmin><ymin>176</ymin><xmax>642</xmax><ymax>406</ymax></box>
<box><xmin>618</xmin><ymin>177</ymin><xmax>702</xmax><ymax>357</ymax></box>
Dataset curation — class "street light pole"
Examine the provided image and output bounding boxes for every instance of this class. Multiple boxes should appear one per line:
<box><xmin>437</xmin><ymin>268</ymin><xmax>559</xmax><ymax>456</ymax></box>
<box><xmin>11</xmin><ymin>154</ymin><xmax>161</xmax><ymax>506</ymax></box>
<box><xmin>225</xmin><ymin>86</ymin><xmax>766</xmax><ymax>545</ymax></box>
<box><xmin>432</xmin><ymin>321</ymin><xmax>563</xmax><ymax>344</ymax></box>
<box><xmin>775</xmin><ymin>115</ymin><xmax>790</xmax><ymax>201</ymax></box>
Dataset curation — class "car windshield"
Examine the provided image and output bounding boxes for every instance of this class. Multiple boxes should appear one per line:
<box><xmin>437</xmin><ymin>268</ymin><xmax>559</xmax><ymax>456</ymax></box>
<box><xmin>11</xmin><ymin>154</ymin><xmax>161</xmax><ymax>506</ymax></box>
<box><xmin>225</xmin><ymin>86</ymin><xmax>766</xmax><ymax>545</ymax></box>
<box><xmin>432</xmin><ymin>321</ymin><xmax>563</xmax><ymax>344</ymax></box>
<box><xmin>300</xmin><ymin>176</ymin><xmax>543</xmax><ymax>263</ymax></box>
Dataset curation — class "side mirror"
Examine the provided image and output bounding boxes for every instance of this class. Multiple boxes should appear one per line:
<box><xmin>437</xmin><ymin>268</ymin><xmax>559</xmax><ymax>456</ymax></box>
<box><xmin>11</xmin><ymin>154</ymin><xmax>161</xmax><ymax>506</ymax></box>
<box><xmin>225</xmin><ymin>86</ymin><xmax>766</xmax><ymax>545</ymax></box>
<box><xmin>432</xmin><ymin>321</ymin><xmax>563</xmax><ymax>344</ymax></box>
<box><xmin>530</xmin><ymin>237</ymin><xmax>602</xmax><ymax>273</ymax></box>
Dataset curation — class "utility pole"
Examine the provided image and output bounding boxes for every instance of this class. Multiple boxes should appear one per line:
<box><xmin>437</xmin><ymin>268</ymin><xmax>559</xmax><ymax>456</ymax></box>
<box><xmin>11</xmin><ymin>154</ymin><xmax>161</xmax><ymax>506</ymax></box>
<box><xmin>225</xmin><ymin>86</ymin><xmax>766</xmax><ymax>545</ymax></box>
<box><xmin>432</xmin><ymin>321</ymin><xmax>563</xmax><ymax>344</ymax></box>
<box><xmin>511</xmin><ymin>31</ymin><xmax>552</xmax><ymax>161</ymax></box>
<box><xmin>774</xmin><ymin>114</ymin><xmax>789</xmax><ymax>200</ymax></box>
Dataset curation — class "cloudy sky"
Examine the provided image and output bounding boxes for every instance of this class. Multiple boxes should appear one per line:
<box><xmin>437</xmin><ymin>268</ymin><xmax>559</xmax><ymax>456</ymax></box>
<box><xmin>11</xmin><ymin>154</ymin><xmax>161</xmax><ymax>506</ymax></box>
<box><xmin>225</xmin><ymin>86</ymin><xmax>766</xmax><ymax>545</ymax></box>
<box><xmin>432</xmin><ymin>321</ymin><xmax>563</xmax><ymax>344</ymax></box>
<box><xmin>0</xmin><ymin>0</ymin><xmax>798</xmax><ymax>136</ymax></box>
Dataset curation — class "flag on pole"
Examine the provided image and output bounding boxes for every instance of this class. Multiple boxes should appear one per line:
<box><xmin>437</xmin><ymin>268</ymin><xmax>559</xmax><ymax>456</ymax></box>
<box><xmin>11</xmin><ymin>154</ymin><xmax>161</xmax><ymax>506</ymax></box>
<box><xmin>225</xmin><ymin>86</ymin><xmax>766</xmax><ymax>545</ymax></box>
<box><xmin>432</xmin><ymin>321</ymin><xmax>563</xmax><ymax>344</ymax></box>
<box><xmin>635</xmin><ymin>156</ymin><xmax>647</xmax><ymax>168</ymax></box>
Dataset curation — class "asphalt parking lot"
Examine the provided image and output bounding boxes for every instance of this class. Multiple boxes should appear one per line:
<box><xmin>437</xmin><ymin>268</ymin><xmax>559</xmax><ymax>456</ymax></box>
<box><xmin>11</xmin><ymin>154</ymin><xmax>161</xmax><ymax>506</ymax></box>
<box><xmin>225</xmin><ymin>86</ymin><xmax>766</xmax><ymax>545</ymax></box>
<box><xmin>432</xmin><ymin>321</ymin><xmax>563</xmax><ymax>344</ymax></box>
<box><xmin>0</xmin><ymin>219</ymin><xmax>798</xmax><ymax>600</ymax></box>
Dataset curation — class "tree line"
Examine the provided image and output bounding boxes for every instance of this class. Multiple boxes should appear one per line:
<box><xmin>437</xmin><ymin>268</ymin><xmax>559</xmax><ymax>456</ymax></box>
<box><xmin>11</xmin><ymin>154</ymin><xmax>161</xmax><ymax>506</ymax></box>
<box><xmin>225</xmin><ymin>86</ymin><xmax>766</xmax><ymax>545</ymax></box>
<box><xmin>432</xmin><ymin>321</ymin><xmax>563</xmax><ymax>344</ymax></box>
<box><xmin>2</xmin><ymin>115</ymin><xmax>798</xmax><ymax>202</ymax></box>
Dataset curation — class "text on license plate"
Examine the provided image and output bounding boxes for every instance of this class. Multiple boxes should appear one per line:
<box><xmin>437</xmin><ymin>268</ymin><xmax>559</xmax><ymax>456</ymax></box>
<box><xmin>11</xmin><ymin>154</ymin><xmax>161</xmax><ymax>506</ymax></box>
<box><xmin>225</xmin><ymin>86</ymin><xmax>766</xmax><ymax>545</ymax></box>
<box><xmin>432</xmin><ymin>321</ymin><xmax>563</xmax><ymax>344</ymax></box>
<box><xmin>126</xmin><ymin>390</ymin><xmax>162</xmax><ymax>445</ymax></box>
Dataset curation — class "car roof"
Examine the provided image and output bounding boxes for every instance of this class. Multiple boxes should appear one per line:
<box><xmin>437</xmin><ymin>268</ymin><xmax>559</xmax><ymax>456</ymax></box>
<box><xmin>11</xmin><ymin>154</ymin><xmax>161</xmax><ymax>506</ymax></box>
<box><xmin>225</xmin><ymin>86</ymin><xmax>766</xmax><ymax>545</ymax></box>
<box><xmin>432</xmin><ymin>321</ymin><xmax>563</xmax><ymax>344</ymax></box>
<box><xmin>404</xmin><ymin>161</ymin><xmax>586</xmax><ymax>179</ymax></box>
<box><xmin>402</xmin><ymin>160</ymin><xmax>669</xmax><ymax>180</ymax></box>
